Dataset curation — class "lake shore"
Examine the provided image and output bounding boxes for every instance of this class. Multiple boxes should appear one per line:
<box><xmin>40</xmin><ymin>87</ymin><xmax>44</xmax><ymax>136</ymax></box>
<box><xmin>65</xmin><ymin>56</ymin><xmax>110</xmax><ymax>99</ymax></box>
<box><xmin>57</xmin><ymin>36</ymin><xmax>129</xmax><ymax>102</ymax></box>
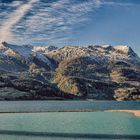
<box><xmin>0</xmin><ymin>110</ymin><xmax>140</xmax><ymax>117</ymax></box>
<box><xmin>0</xmin><ymin>101</ymin><xmax>139</xmax><ymax>114</ymax></box>
<box><xmin>107</xmin><ymin>110</ymin><xmax>140</xmax><ymax>117</ymax></box>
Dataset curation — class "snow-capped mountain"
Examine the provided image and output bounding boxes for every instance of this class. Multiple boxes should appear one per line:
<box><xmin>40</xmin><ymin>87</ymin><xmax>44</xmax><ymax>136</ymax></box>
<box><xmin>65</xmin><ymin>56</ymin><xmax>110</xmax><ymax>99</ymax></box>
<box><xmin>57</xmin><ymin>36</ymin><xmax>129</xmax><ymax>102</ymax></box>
<box><xmin>0</xmin><ymin>42</ymin><xmax>58</xmax><ymax>72</ymax></box>
<box><xmin>45</xmin><ymin>44</ymin><xmax>140</xmax><ymax>68</ymax></box>
<box><xmin>0</xmin><ymin>42</ymin><xmax>139</xmax><ymax>67</ymax></box>
<box><xmin>0</xmin><ymin>42</ymin><xmax>140</xmax><ymax>100</ymax></box>
<box><xmin>0</xmin><ymin>41</ymin><xmax>33</xmax><ymax>60</ymax></box>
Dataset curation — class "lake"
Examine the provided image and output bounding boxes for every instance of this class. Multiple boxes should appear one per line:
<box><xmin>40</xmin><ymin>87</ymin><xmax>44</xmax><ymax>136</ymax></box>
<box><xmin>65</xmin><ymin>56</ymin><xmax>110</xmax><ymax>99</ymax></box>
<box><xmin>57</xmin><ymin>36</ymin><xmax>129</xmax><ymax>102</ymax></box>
<box><xmin>0</xmin><ymin>101</ymin><xmax>139</xmax><ymax>112</ymax></box>
<box><xmin>0</xmin><ymin>101</ymin><xmax>139</xmax><ymax>140</ymax></box>
<box><xmin>0</xmin><ymin>112</ymin><xmax>140</xmax><ymax>140</ymax></box>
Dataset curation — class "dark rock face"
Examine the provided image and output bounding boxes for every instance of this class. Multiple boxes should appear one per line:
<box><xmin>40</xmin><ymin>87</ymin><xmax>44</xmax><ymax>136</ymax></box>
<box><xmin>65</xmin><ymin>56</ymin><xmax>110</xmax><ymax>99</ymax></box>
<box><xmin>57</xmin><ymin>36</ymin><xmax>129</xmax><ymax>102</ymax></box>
<box><xmin>0</xmin><ymin>42</ymin><xmax>140</xmax><ymax>100</ymax></box>
<box><xmin>0</xmin><ymin>74</ymin><xmax>75</xmax><ymax>100</ymax></box>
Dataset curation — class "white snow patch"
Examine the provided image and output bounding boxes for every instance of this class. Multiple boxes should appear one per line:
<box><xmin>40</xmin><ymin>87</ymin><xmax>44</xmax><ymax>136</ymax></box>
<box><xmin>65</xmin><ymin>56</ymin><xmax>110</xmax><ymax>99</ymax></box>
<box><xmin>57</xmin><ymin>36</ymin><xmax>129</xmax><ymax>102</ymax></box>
<box><xmin>102</xmin><ymin>45</ymin><xmax>111</xmax><ymax>48</ymax></box>
<box><xmin>113</xmin><ymin>45</ymin><xmax>130</xmax><ymax>53</ymax></box>
<box><xmin>33</xmin><ymin>46</ymin><xmax>57</xmax><ymax>53</ymax></box>
<box><xmin>33</xmin><ymin>46</ymin><xmax>47</xmax><ymax>52</ymax></box>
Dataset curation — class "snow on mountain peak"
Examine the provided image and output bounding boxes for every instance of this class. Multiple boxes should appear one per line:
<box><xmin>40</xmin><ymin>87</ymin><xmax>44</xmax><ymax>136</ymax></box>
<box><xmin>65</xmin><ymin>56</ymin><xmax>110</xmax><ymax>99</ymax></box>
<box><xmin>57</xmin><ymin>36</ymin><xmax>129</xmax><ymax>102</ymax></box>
<box><xmin>0</xmin><ymin>42</ymin><xmax>139</xmax><ymax>66</ymax></box>
<box><xmin>113</xmin><ymin>45</ymin><xmax>130</xmax><ymax>53</ymax></box>
<box><xmin>33</xmin><ymin>45</ymin><xmax>58</xmax><ymax>53</ymax></box>
<box><xmin>33</xmin><ymin>46</ymin><xmax>47</xmax><ymax>52</ymax></box>
<box><xmin>102</xmin><ymin>45</ymin><xmax>111</xmax><ymax>48</ymax></box>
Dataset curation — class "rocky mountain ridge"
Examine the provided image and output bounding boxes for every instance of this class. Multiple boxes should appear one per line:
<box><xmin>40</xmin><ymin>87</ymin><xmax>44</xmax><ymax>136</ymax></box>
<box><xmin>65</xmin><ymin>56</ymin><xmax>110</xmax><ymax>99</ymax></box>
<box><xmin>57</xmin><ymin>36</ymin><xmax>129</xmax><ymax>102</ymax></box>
<box><xmin>0</xmin><ymin>42</ymin><xmax>140</xmax><ymax>100</ymax></box>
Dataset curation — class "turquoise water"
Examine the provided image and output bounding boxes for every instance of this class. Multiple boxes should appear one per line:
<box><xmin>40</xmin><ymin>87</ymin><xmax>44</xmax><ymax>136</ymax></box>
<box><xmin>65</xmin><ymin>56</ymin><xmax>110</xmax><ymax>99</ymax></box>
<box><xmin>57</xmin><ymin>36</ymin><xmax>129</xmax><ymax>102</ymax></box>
<box><xmin>0</xmin><ymin>101</ymin><xmax>139</xmax><ymax>112</ymax></box>
<box><xmin>0</xmin><ymin>112</ymin><xmax>140</xmax><ymax>140</ymax></box>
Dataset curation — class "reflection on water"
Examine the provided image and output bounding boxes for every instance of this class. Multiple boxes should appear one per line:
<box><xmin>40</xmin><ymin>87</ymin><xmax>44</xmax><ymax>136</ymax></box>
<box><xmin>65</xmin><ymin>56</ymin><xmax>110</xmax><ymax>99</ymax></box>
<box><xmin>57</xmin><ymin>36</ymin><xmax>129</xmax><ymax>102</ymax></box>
<box><xmin>0</xmin><ymin>101</ymin><xmax>139</xmax><ymax>112</ymax></box>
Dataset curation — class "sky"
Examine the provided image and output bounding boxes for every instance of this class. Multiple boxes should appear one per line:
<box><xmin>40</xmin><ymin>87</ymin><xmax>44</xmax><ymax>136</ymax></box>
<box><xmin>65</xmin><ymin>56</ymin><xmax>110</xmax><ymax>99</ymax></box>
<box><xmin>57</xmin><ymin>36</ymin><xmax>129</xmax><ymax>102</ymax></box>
<box><xmin>0</xmin><ymin>0</ymin><xmax>140</xmax><ymax>55</ymax></box>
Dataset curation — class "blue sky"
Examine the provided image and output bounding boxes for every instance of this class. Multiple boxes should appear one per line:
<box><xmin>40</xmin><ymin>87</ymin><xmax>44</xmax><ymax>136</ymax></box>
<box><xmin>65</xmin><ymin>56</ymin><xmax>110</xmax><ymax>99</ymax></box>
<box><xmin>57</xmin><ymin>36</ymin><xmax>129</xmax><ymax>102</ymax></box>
<box><xmin>0</xmin><ymin>0</ymin><xmax>140</xmax><ymax>55</ymax></box>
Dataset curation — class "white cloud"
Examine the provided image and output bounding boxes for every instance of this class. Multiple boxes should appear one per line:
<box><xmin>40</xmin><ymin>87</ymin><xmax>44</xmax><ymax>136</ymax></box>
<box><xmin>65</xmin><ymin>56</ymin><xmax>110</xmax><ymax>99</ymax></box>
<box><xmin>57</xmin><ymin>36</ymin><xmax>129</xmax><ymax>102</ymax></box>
<box><xmin>0</xmin><ymin>0</ymin><xmax>101</xmax><ymax>44</ymax></box>
<box><xmin>0</xmin><ymin>0</ymin><xmax>39</xmax><ymax>42</ymax></box>
<box><xmin>100</xmin><ymin>0</ymin><xmax>138</xmax><ymax>7</ymax></box>
<box><xmin>23</xmin><ymin>0</ymin><xmax>101</xmax><ymax>44</ymax></box>
<box><xmin>1</xmin><ymin>0</ymin><xmax>138</xmax><ymax>45</ymax></box>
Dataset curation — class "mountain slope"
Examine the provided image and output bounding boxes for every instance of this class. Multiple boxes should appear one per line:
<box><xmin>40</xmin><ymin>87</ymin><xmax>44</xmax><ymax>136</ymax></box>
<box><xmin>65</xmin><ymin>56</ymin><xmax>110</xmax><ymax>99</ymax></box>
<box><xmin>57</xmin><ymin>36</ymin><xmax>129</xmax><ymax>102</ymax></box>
<box><xmin>0</xmin><ymin>42</ymin><xmax>140</xmax><ymax>100</ymax></box>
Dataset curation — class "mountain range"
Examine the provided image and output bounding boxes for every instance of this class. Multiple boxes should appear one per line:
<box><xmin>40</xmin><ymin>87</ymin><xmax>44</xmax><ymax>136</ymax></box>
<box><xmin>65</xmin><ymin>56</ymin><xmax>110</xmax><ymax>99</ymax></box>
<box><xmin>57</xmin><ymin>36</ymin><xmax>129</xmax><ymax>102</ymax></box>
<box><xmin>0</xmin><ymin>41</ymin><xmax>140</xmax><ymax>100</ymax></box>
